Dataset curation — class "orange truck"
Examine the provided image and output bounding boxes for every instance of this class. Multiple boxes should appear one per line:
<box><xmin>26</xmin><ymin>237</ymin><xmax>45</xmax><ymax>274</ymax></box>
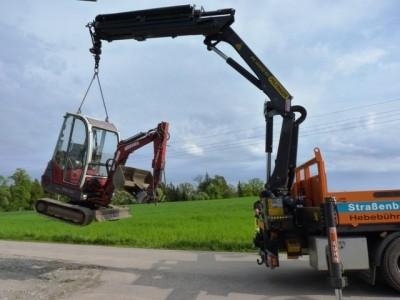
<box><xmin>254</xmin><ymin>147</ymin><xmax>400</xmax><ymax>292</ymax></box>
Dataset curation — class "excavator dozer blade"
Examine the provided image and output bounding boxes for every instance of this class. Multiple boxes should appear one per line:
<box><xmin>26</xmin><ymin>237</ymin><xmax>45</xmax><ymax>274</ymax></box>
<box><xmin>35</xmin><ymin>198</ymin><xmax>94</xmax><ymax>226</ymax></box>
<box><xmin>93</xmin><ymin>205</ymin><xmax>131</xmax><ymax>222</ymax></box>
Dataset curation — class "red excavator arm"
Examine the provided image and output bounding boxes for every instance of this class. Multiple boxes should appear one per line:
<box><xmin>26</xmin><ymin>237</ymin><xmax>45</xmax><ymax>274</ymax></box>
<box><xmin>100</xmin><ymin>121</ymin><xmax>169</xmax><ymax>206</ymax></box>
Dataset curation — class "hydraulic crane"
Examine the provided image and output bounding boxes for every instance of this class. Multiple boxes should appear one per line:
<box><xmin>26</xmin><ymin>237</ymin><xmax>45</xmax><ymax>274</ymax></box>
<box><xmin>87</xmin><ymin>3</ymin><xmax>307</xmax><ymax>270</ymax></box>
<box><xmin>85</xmin><ymin>5</ymin><xmax>400</xmax><ymax>293</ymax></box>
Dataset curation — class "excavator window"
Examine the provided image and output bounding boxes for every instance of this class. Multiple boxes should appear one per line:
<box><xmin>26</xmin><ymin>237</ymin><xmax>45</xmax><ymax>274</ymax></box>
<box><xmin>87</xmin><ymin>127</ymin><xmax>119</xmax><ymax>177</ymax></box>
<box><xmin>53</xmin><ymin>114</ymin><xmax>88</xmax><ymax>186</ymax></box>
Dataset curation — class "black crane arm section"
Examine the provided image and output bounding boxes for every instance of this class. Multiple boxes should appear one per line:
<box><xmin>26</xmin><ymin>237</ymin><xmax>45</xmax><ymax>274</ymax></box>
<box><xmin>87</xmin><ymin>4</ymin><xmax>307</xmax><ymax>195</ymax></box>
<box><xmin>88</xmin><ymin>4</ymin><xmax>291</xmax><ymax>114</ymax></box>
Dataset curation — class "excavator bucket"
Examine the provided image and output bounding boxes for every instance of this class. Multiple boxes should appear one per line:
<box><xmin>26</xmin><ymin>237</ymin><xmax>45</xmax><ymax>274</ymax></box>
<box><xmin>113</xmin><ymin>165</ymin><xmax>153</xmax><ymax>194</ymax></box>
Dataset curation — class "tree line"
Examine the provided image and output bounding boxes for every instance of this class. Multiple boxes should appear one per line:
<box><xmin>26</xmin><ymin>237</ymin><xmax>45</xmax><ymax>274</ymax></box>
<box><xmin>0</xmin><ymin>169</ymin><xmax>265</xmax><ymax>211</ymax></box>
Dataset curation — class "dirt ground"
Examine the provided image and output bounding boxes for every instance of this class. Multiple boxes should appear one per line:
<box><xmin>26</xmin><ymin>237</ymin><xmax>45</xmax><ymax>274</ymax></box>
<box><xmin>0</xmin><ymin>254</ymin><xmax>102</xmax><ymax>300</ymax></box>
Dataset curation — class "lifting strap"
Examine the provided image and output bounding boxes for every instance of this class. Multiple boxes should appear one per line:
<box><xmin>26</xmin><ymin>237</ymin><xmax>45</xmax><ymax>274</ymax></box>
<box><xmin>78</xmin><ymin>26</ymin><xmax>109</xmax><ymax>121</ymax></box>
<box><xmin>77</xmin><ymin>68</ymin><xmax>109</xmax><ymax>122</ymax></box>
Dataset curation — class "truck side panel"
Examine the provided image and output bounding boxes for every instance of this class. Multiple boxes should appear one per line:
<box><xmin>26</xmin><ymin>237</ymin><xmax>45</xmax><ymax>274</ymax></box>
<box><xmin>309</xmin><ymin>236</ymin><xmax>369</xmax><ymax>271</ymax></box>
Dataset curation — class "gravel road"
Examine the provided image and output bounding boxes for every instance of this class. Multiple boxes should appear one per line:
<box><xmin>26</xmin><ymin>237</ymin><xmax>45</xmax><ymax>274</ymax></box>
<box><xmin>0</xmin><ymin>255</ymin><xmax>101</xmax><ymax>299</ymax></box>
<box><xmin>0</xmin><ymin>241</ymin><xmax>398</xmax><ymax>300</ymax></box>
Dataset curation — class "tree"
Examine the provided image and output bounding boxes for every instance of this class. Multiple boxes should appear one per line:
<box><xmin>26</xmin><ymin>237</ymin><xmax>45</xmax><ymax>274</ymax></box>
<box><xmin>210</xmin><ymin>175</ymin><xmax>231</xmax><ymax>199</ymax></box>
<box><xmin>209</xmin><ymin>175</ymin><xmax>237</xmax><ymax>199</ymax></box>
<box><xmin>194</xmin><ymin>173</ymin><xmax>238</xmax><ymax>199</ymax></box>
<box><xmin>30</xmin><ymin>179</ymin><xmax>45</xmax><ymax>208</ymax></box>
<box><xmin>197</xmin><ymin>172</ymin><xmax>212</xmax><ymax>194</ymax></box>
<box><xmin>247</xmin><ymin>178</ymin><xmax>264</xmax><ymax>196</ymax></box>
<box><xmin>163</xmin><ymin>182</ymin><xmax>180</xmax><ymax>201</ymax></box>
<box><xmin>9</xmin><ymin>168</ymin><xmax>31</xmax><ymax>187</ymax></box>
<box><xmin>237</xmin><ymin>181</ymin><xmax>244</xmax><ymax>197</ymax></box>
<box><xmin>177</xmin><ymin>182</ymin><xmax>195</xmax><ymax>201</ymax></box>
<box><xmin>0</xmin><ymin>168</ymin><xmax>264</xmax><ymax>209</ymax></box>
<box><xmin>9</xmin><ymin>185</ymin><xmax>31</xmax><ymax>211</ymax></box>
<box><xmin>239</xmin><ymin>182</ymin><xmax>254</xmax><ymax>197</ymax></box>
<box><xmin>236</xmin><ymin>178</ymin><xmax>264</xmax><ymax>197</ymax></box>
<box><xmin>155</xmin><ymin>186</ymin><xmax>165</xmax><ymax>202</ymax></box>
<box><xmin>193</xmin><ymin>174</ymin><xmax>203</xmax><ymax>188</ymax></box>
<box><xmin>8</xmin><ymin>169</ymin><xmax>32</xmax><ymax>211</ymax></box>
<box><xmin>194</xmin><ymin>173</ymin><xmax>228</xmax><ymax>199</ymax></box>
<box><xmin>0</xmin><ymin>176</ymin><xmax>10</xmax><ymax>211</ymax></box>
<box><xmin>192</xmin><ymin>191</ymin><xmax>209</xmax><ymax>200</ymax></box>
<box><xmin>0</xmin><ymin>176</ymin><xmax>9</xmax><ymax>186</ymax></box>
<box><xmin>224</xmin><ymin>184</ymin><xmax>237</xmax><ymax>198</ymax></box>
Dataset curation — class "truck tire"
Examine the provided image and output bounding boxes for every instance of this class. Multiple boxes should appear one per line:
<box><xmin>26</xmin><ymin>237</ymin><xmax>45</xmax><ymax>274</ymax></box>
<box><xmin>381</xmin><ymin>237</ymin><xmax>400</xmax><ymax>292</ymax></box>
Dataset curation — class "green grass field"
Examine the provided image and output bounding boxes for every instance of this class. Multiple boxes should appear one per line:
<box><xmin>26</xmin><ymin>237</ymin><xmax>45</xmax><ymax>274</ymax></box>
<box><xmin>0</xmin><ymin>197</ymin><xmax>257</xmax><ymax>252</ymax></box>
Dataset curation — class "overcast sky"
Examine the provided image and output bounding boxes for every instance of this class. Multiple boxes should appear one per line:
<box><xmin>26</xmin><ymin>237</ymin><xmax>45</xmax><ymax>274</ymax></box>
<box><xmin>1</xmin><ymin>0</ymin><xmax>399</xmax><ymax>192</ymax></box>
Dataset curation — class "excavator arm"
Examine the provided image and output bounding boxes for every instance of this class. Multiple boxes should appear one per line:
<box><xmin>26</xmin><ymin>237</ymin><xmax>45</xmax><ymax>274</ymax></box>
<box><xmin>87</xmin><ymin>4</ymin><xmax>306</xmax><ymax>196</ymax></box>
<box><xmin>103</xmin><ymin>122</ymin><xmax>169</xmax><ymax>204</ymax></box>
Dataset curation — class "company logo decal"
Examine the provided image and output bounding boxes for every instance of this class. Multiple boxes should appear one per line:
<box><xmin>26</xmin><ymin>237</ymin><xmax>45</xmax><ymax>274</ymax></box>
<box><xmin>337</xmin><ymin>201</ymin><xmax>400</xmax><ymax>225</ymax></box>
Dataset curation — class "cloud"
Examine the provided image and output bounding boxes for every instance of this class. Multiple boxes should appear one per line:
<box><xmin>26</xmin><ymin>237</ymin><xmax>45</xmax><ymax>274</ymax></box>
<box><xmin>334</xmin><ymin>48</ymin><xmax>386</xmax><ymax>75</ymax></box>
<box><xmin>182</xmin><ymin>143</ymin><xmax>204</xmax><ymax>156</ymax></box>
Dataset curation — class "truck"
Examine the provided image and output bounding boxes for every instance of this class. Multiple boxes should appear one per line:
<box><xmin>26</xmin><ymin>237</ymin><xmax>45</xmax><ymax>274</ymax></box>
<box><xmin>38</xmin><ymin>4</ymin><xmax>400</xmax><ymax>293</ymax></box>
<box><xmin>257</xmin><ymin>146</ymin><xmax>400</xmax><ymax>293</ymax></box>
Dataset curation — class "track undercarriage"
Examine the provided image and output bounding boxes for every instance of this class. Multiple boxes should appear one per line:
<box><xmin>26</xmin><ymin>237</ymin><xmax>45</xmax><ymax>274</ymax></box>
<box><xmin>35</xmin><ymin>198</ymin><xmax>131</xmax><ymax>226</ymax></box>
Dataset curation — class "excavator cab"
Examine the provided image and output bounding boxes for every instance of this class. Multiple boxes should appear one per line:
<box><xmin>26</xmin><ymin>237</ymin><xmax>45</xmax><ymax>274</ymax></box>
<box><xmin>41</xmin><ymin>112</ymin><xmax>120</xmax><ymax>201</ymax></box>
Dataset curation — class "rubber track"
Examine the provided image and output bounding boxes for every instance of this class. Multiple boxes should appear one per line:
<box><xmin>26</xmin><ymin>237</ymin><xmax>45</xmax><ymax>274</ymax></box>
<box><xmin>35</xmin><ymin>198</ymin><xmax>94</xmax><ymax>226</ymax></box>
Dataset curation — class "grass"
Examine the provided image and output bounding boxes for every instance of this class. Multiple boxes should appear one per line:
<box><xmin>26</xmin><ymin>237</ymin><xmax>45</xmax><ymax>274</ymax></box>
<box><xmin>0</xmin><ymin>197</ymin><xmax>258</xmax><ymax>252</ymax></box>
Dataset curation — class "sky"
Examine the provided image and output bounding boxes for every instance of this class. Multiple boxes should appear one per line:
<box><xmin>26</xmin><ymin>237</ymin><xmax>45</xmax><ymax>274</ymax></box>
<box><xmin>0</xmin><ymin>0</ymin><xmax>399</xmax><ymax>192</ymax></box>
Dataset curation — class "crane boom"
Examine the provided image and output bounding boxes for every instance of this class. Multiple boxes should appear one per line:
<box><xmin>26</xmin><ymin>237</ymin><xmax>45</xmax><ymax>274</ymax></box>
<box><xmin>87</xmin><ymin>4</ymin><xmax>307</xmax><ymax>196</ymax></box>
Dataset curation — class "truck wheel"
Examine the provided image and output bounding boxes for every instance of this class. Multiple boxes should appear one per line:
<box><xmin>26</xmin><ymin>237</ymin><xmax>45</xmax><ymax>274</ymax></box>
<box><xmin>381</xmin><ymin>237</ymin><xmax>400</xmax><ymax>291</ymax></box>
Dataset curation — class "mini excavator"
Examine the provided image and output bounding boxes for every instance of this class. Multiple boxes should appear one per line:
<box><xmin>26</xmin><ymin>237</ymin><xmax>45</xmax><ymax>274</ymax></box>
<box><xmin>35</xmin><ymin>112</ymin><xmax>169</xmax><ymax>226</ymax></box>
